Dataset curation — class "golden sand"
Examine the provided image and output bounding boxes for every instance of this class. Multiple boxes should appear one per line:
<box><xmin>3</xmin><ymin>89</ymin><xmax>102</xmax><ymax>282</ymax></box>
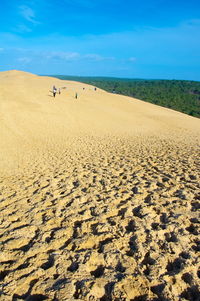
<box><xmin>0</xmin><ymin>70</ymin><xmax>199</xmax><ymax>300</ymax></box>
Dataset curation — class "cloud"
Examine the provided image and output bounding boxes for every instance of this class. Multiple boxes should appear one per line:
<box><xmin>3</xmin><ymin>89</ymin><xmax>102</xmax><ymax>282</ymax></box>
<box><xmin>17</xmin><ymin>57</ymin><xmax>32</xmax><ymax>64</ymax></box>
<box><xmin>19</xmin><ymin>5</ymin><xmax>40</xmax><ymax>24</ymax></box>
<box><xmin>44</xmin><ymin>51</ymin><xmax>115</xmax><ymax>62</ymax></box>
<box><xmin>46</xmin><ymin>51</ymin><xmax>80</xmax><ymax>61</ymax></box>
<box><xmin>0</xmin><ymin>48</ymin><xmax>115</xmax><ymax>65</ymax></box>
<box><xmin>14</xmin><ymin>24</ymin><xmax>32</xmax><ymax>33</ymax></box>
<box><xmin>128</xmin><ymin>57</ymin><xmax>137</xmax><ymax>62</ymax></box>
<box><xmin>84</xmin><ymin>54</ymin><xmax>115</xmax><ymax>61</ymax></box>
<box><xmin>1</xmin><ymin>18</ymin><xmax>200</xmax><ymax>79</ymax></box>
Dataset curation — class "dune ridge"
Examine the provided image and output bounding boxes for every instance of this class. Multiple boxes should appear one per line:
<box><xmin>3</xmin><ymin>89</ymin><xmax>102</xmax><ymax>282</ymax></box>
<box><xmin>0</xmin><ymin>70</ymin><xmax>199</xmax><ymax>300</ymax></box>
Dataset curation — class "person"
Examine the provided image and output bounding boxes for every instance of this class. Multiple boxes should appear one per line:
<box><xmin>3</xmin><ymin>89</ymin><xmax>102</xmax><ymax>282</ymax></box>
<box><xmin>75</xmin><ymin>93</ymin><xmax>78</xmax><ymax>99</ymax></box>
<box><xmin>58</xmin><ymin>88</ymin><xmax>61</xmax><ymax>94</ymax></box>
<box><xmin>94</xmin><ymin>87</ymin><xmax>97</xmax><ymax>91</ymax></box>
<box><xmin>53</xmin><ymin>85</ymin><xmax>57</xmax><ymax>98</ymax></box>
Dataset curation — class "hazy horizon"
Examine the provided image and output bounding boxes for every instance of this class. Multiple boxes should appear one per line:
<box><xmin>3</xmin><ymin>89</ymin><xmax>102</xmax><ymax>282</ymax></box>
<box><xmin>1</xmin><ymin>69</ymin><xmax>200</xmax><ymax>82</ymax></box>
<box><xmin>44</xmin><ymin>74</ymin><xmax>200</xmax><ymax>82</ymax></box>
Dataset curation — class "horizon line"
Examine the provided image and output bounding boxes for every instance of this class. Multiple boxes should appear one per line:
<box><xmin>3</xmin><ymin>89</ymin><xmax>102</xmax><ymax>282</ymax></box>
<box><xmin>40</xmin><ymin>74</ymin><xmax>200</xmax><ymax>82</ymax></box>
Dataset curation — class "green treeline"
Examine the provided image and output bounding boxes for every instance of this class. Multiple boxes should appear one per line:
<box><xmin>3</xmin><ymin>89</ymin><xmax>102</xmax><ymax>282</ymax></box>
<box><xmin>47</xmin><ymin>75</ymin><xmax>200</xmax><ymax>118</ymax></box>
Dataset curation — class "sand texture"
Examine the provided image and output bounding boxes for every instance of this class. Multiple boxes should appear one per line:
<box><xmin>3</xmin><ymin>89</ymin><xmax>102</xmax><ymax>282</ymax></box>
<box><xmin>0</xmin><ymin>70</ymin><xmax>200</xmax><ymax>301</ymax></box>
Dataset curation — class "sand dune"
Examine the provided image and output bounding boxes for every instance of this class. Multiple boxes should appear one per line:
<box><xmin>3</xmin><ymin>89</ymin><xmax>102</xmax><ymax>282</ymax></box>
<box><xmin>0</xmin><ymin>70</ymin><xmax>199</xmax><ymax>300</ymax></box>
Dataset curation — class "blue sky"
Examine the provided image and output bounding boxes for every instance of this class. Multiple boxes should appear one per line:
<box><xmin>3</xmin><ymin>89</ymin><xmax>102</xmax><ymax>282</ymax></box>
<box><xmin>0</xmin><ymin>0</ymin><xmax>200</xmax><ymax>80</ymax></box>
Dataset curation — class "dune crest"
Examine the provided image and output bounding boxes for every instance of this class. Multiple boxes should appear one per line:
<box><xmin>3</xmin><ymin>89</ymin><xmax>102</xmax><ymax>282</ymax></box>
<box><xmin>0</xmin><ymin>71</ymin><xmax>199</xmax><ymax>300</ymax></box>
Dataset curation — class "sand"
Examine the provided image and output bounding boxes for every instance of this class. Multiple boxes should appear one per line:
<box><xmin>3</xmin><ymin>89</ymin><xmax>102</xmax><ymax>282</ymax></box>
<box><xmin>0</xmin><ymin>70</ymin><xmax>199</xmax><ymax>301</ymax></box>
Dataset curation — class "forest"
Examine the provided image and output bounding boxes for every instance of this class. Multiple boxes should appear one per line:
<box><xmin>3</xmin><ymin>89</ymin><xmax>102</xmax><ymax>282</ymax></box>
<box><xmin>47</xmin><ymin>75</ymin><xmax>200</xmax><ymax>118</ymax></box>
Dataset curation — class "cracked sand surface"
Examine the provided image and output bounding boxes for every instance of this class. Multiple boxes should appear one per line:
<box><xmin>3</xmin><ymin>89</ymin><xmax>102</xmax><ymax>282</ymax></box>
<box><xmin>0</xmin><ymin>71</ymin><xmax>200</xmax><ymax>301</ymax></box>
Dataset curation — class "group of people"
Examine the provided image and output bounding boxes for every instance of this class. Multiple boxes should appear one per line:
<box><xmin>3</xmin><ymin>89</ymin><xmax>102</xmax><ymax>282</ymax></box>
<box><xmin>52</xmin><ymin>85</ymin><xmax>97</xmax><ymax>99</ymax></box>
<box><xmin>52</xmin><ymin>85</ymin><xmax>78</xmax><ymax>99</ymax></box>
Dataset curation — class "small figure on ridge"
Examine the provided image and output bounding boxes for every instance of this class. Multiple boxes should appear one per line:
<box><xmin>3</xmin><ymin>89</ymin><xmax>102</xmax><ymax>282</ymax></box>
<box><xmin>53</xmin><ymin>85</ymin><xmax>57</xmax><ymax>98</ymax></box>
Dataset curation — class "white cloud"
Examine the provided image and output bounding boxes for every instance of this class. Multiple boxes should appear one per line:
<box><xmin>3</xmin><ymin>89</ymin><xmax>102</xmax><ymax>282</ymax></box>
<box><xmin>46</xmin><ymin>51</ymin><xmax>80</xmax><ymax>60</ymax></box>
<box><xmin>44</xmin><ymin>51</ymin><xmax>115</xmax><ymax>62</ymax></box>
<box><xmin>84</xmin><ymin>54</ymin><xmax>103</xmax><ymax>60</ymax></box>
<box><xmin>128</xmin><ymin>57</ymin><xmax>137</xmax><ymax>62</ymax></box>
<box><xmin>0</xmin><ymin>48</ymin><xmax>115</xmax><ymax>63</ymax></box>
<box><xmin>19</xmin><ymin>5</ymin><xmax>40</xmax><ymax>24</ymax></box>
<box><xmin>17</xmin><ymin>57</ymin><xmax>32</xmax><ymax>64</ymax></box>
<box><xmin>84</xmin><ymin>54</ymin><xmax>115</xmax><ymax>61</ymax></box>
<box><xmin>15</xmin><ymin>24</ymin><xmax>32</xmax><ymax>33</ymax></box>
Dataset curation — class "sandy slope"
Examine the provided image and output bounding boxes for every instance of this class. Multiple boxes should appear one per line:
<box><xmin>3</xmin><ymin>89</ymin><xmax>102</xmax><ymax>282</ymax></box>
<box><xmin>0</xmin><ymin>70</ymin><xmax>199</xmax><ymax>301</ymax></box>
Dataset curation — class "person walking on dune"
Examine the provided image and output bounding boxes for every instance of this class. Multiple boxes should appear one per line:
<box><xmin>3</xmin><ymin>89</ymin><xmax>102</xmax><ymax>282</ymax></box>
<box><xmin>53</xmin><ymin>85</ymin><xmax>57</xmax><ymax>98</ymax></box>
<box><xmin>75</xmin><ymin>92</ymin><xmax>78</xmax><ymax>99</ymax></box>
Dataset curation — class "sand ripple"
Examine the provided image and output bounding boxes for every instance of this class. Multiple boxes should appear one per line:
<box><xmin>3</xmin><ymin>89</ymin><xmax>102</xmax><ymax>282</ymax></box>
<box><xmin>0</xmin><ymin>136</ymin><xmax>199</xmax><ymax>300</ymax></box>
